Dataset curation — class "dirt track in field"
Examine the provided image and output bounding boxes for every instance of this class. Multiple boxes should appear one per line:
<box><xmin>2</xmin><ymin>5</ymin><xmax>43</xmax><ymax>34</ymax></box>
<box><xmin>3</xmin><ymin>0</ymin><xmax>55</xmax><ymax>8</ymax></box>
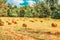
<box><xmin>0</xmin><ymin>17</ymin><xmax>60</xmax><ymax>40</ymax></box>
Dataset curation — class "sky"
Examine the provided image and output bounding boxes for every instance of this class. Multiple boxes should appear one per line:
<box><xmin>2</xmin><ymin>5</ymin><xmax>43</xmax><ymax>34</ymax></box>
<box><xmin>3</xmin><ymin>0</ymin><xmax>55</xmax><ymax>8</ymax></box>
<box><xmin>6</xmin><ymin>0</ymin><xmax>44</xmax><ymax>7</ymax></box>
<box><xmin>6</xmin><ymin>0</ymin><xmax>60</xmax><ymax>8</ymax></box>
<box><xmin>58</xmin><ymin>0</ymin><xmax>60</xmax><ymax>4</ymax></box>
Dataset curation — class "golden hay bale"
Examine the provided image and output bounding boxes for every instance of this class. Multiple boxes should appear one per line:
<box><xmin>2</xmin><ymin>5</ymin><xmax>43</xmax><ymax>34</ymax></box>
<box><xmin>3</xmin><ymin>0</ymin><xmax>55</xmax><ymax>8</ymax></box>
<box><xmin>51</xmin><ymin>23</ymin><xmax>57</xmax><ymax>27</ymax></box>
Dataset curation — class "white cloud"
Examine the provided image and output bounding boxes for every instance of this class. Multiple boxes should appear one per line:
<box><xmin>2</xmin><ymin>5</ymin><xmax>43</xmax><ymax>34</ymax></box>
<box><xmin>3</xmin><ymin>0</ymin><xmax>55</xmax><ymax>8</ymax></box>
<box><xmin>28</xmin><ymin>1</ymin><xmax>35</xmax><ymax>6</ymax></box>
<box><xmin>13</xmin><ymin>0</ymin><xmax>24</xmax><ymax>4</ymax></box>
<box><xmin>13</xmin><ymin>0</ymin><xmax>24</xmax><ymax>3</ymax></box>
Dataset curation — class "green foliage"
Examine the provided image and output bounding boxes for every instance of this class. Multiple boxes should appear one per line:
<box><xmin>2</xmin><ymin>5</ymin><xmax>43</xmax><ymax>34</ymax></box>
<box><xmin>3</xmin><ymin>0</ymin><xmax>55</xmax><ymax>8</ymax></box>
<box><xmin>34</xmin><ymin>2</ymin><xmax>51</xmax><ymax>18</ymax></box>
<box><xmin>45</xmin><ymin>0</ymin><xmax>60</xmax><ymax>19</ymax></box>
<box><xmin>7</xmin><ymin>9</ymin><xmax>11</xmax><ymax>17</ymax></box>
<box><xmin>51</xmin><ymin>8</ymin><xmax>60</xmax><ymax>19</ymax></box>
<box><xmin>19</xmin><ymin>9</ymin><xmax>25</xmax><ymax>17</ymax></box>
<box><xmin>19</xmin><ymin>6</ymin><xmax>33</xmax><ymax>17</ymax></box>
<box><xmin>0</xmin><ymin>0</ymin><xmax>60</xmax><ymax>19</ymax></box>
<box><xmin>0</xmin><ymin>0</ymin><xmax>6</xmax><ymax>3</ymax></box>
<box><xmin>7</xmin><ymin>6</ymin><xmax>19</xmax><ymax>17</ymax></box>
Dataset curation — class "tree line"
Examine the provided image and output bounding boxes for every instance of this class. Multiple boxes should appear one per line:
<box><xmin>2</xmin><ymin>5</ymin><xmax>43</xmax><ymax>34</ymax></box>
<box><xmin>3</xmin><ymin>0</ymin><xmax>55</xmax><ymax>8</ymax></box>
<box><xmin>0</xmin><ymin>0</ymin><xmax>60</xmax><ymax>19</ymax></box>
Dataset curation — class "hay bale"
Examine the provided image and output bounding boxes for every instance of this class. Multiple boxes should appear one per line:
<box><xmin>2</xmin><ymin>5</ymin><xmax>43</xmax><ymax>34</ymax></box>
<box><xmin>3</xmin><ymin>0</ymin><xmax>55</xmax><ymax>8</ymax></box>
<box><xmin>51</xmin><ymin>23</ymin><xmax>57</xmax><ymax>27</ymax></box>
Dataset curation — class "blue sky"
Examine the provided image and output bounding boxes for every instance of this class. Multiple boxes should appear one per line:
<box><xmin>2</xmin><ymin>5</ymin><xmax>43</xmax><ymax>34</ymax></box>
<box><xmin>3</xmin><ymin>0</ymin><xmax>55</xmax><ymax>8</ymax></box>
<box><xmin>6</xmin><ymin>0</ymin><xmax>44</xmax><ymax>7</ymax></box>
<box><xmin>6</xmin><ymin>0</ymin><xmax>60</xmax><ymax>8</ymax></box>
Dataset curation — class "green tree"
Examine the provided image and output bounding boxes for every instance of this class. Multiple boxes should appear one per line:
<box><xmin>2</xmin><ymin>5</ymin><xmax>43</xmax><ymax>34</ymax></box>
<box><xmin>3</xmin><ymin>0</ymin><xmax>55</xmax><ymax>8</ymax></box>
<box><xmin>33</xmin><ymin>2</ymin><xmax>51</xmax><ymax>18</ymax></box>
<box><xmin>24</xmin><ymin>8</ymin><xmax>33</xmax><ymax>17</ymax></box>
<box><xmin>7</xmin><ymin>9</ymin><xmax>11</xmax><ymax>17</ymax></box>
<box><xmin>19</xmin><ymin>9</ymin><xmax>25</xmax><ymax>17</ymax></box>
<box><xmin>45</xmin><ymin>0</ymin><xmax>60</xmax><ymax>19</ymax></box>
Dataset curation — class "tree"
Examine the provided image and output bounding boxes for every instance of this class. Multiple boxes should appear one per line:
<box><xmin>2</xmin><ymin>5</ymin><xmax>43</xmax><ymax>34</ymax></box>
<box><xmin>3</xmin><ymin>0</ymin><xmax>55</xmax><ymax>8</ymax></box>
<box><xmin>45</xmin><ymin>0</ymin><xmax>60</xmax><ymax>19</ymax></box>
<box><xmin>33</xmin><ymin>1</ymin><xmax>51</xmax><ymax>18</ymax></box>
<box><xmin>0</xmin><ymin>0</ymin><xmax>6</xmax><ymax>5</ymax></box>
<box><xmin>24</xmin><ymin>8</ymin><xmax>33</xmax><ymax>17</ymax></box>
<box><xmin>7</xmin><ymin>9</ymin><xmax>11</xmax><ymax>17</ymax></box>
<box><xmin>19</xmin><ymin>9</ymin><xmax>25</xmax><ymax>17</ymax></box>
<box><xmin>45</xmin><ymin>0</ymin><xmax>58</xmax><ymax>10</ymax></box>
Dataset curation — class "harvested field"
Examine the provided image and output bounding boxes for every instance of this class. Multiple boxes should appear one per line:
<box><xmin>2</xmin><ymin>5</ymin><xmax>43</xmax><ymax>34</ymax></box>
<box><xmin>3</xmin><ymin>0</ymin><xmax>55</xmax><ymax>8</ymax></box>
<box><xmin>0</xmin><ymin>17</ymin><xmax>60</xmax><ymax>40</ymax></box>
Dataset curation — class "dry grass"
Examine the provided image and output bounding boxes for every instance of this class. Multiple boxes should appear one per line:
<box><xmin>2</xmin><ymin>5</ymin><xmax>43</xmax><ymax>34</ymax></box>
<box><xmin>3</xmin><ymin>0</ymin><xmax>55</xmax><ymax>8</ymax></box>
<box><xmin>0</xmin><ymin>17</ymin><xmax>60</xmax><ymax>40</ymax></box>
